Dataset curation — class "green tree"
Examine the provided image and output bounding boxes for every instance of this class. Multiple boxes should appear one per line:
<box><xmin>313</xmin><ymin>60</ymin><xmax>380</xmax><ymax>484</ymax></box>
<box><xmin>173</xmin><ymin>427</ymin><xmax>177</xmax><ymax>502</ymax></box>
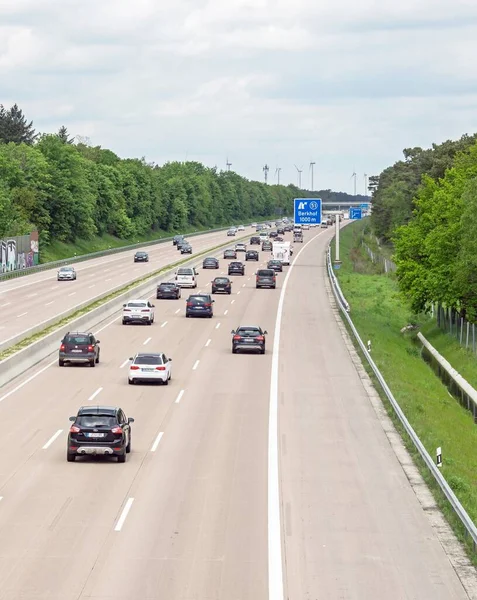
<box><xmin>0</xmin><ymin>104</ymin><xmax>38</xmax><ymax>145</ymax></box>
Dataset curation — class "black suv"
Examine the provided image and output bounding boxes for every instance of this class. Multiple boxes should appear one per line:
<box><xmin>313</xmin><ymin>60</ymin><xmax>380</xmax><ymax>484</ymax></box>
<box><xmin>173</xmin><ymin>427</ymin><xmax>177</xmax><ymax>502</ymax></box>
<box><xmin>231</xmin><ymin>326</ymin><xmax>268</xmax><ymax>354</ymax></box>
<box><xmin>67</xmin><ymin>405</ymin><xmax>134</xmax><ymax>463</ymax></box>
<box><xmin>277</xmin><ymin>227</ymin><xmax>285</xmax><ymax>234</ymax></box>
<box><xmin>203</xmin><ymin>257</ymin><xmax>219</xmax><ymax>269</ymax></box>
<box><xmin>256</xmin><ymin>269</ymin><xmax>276</xmax><ymax>289</ymax></box>
<box><xmin>212</xmin><ymin>277</ymin><xmax>232</xmax><ymax>294</ymax></box>
<box><xmin>181</xmin><ymin>244</ymin><xmax>192</xmax><ymax>254</ymax></box>
<box><xmin>267</xmin><ymin>259</ymin><xmax>283</xmax><ymax>272</ymax></box>
<box><xmin>186</xmin><ymin>294</ymin><xmax>215</xmax><ymax>318</ymax></box>
<box><xmin>134</xmin><ymin>251</ymin><xmax>149</xmax><ymax>262</ymax></box>
<box><xmin>228</xmin><ymin>261</ymin><xmax>245</xmax><ymax>276</ymax></box>
<box><xmin>250</xmin><ymin>236</ymin><xmax>261</xmax><ymax>245</ymax></box>
<box><xmin>177</xmin><ymin>238</ymin><xmax>187</xmax><ymax>250</ymax></box>
<box><xmin>245</xmin><ymin>250</ymin><xmax>259</xmax><ymax>261</ymax></box>
<box><xmin>59</xmin><ymin>332</ymin><xmax>100</xmax><ymax>367</ymax></box>
<box><xmin>157</xmin><ymin>282</ymin><xmax>181</xmax><ymax>299</ymax></box>
<box><xmin>173</xmin><ymin>235</ymin><xmax>184</xmax><ymax>246</ymax></box>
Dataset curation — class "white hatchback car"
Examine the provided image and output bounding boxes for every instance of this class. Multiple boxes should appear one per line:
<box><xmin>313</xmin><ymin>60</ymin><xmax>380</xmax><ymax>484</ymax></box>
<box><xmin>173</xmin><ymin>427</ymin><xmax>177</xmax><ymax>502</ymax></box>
<box><xmin>128</xmin><ymin>352</ymin><xmax>172</xmax><ymax>385</ymax></box>
<box><xmin>122</xmin><ymin>300</ymin><xmax>155</xmax><ymax>325</ymax></box>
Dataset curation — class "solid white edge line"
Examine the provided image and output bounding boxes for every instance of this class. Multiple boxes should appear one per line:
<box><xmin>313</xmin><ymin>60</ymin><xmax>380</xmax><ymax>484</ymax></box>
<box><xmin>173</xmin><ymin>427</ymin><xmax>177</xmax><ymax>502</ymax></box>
<box><xmin>175</xmin><ymin>389</ymin><xmax>185</xmax><ymax>404</ymax></box>
<box><xmin>42</xmin><ymin>429</ymin><xmax>63</xmax><ymax>450</ymax></box>
<box><xmin>151</xmin><ymin>431</ymin><xmax>164</xmax><ymax>452</ymax></box>
<box><xmin>205</xmin><ymin>339</ymin><xmax>211</xmax><ymax>347</ymax></box>
<box><xmin>114</xmin><ymin>497</ymin><xmax>134</xmax><ymax>531</ymax></box>
<box><xmin>268</xmin><ymin>231</ymin><xmax>324</xmax><ymax>600</ymax></box>
<box><xmin>120</xmin><ymin>358</ymin><xmax>129</xmax><ymax>369</ymax></box>
<box><xmin>192</xmin><ymin>360</ymin><xmax>200</xmax><ymax>371</ymax></box>
<box><xmin>88</xmin><ymin>387</ymin><xmax>103</xmax><ymax>401</ymax></box>
<box><xmin>143</xmin><ymin>337</ymin><xmax>151</xmax><ymax>345</ymax></box>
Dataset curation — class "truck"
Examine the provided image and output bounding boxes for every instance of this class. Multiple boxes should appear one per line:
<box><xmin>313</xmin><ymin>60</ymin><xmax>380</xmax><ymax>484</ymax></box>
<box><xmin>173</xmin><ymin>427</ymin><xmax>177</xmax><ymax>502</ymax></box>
<box><xmin>272</xmin><ymin>241</ymin><xmax>291</xmax><ymax>265</ymax></box>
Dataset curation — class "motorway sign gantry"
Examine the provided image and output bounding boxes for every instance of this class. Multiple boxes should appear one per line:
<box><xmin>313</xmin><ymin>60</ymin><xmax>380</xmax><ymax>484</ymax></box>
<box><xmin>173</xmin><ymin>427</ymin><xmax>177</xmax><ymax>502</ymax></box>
<box><xmin>349</xmin><ymin>207</ymin><xmax>363</xmax><ymax>220</ymax></box>
<box><xmin>360</xmin><ymin>203</ymin><xmax>369</xmax><ymax>209</ymax></box>
<box><xmin>294</xmin><ymin>198</ymin><xmax>322</xmax><ymax>225</ymax></box>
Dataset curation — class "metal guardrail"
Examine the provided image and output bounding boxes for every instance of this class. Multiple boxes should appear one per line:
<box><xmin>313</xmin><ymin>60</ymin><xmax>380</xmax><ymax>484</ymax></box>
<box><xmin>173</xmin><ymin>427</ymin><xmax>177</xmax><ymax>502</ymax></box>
<box><xmin>0</xmin><ymin>223</ymin><xmax>260</xmax><ymax>282</ymax></box>
<box><xmin>326</xmin><ymin>244</ymin><xmax>477</xmax><ymax>551</ymax></box>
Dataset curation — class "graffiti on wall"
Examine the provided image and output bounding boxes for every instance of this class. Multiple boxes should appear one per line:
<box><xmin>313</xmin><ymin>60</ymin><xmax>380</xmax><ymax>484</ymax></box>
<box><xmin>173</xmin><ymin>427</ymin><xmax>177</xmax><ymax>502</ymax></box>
<box><xmin>0</xmin><ymin>231</ymin><xmax>39</xmax><ymax>273</ymax></box>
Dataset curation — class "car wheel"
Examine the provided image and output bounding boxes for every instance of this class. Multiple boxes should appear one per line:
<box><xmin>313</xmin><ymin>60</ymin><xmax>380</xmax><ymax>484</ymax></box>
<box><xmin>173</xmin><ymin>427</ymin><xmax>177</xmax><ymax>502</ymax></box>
<box><xmin>261</xmin><ymin>348</ymin><xmax>266</xmax><ymax>355</ymax></box>
<box><xmin>59</xmin><ymin>359</ymin><xmax>64</xmax><ymax>367</ymax></box>
<box><xmin>147</xmin><ymin>319</ymin><xmax>152</xmax><ymax>325</ymax></box>
<box><xmin>122</xmin><ymin>319</ymin><xmax>127</xmax><ymax>325</ymax></box>
<box><xmin>126</xmin><ymin>435</ymin><xmax>131</xmax><ymax>453</ymax></box>
<box><xmin>164</xmin><ymin>377</ymin><xmax>169</xmax><ymax>386</ymax></box>
<box><xmin>95</xmin><ymin>352</ymin><xmax>100</xmax><ymax>364</ymax></box>
<box><xmin>128</xmin><ymin>379</ymin><xmax>134</xmax><ymax>385</ymax></box>
<box><xmin>168</xmin><ymin>371</ymin><xmax>172</xmax><ymax>381</ymax></box>
<box><xmin>118</xmin><ymin>453</ymin><xmax>126</xmax><ymax>463</ymax></box>
<box><xmin>90</xmin><ymin>359</ymin><xmax>95</xmax><ymax>367</ymax></box>
<box><xmin>228</xmin><ymin>291</ymin><xmax>231</xmax><ymax>294</ymax></box>
<box><xmin>67</xmin><ymin>452</ymin><xmax>76</xmax><ymax>462</ymax></box>
<box><xmin>232</xmin><ymin>348</ymin><xmax>237</xmax><ymax>354</ymax></box>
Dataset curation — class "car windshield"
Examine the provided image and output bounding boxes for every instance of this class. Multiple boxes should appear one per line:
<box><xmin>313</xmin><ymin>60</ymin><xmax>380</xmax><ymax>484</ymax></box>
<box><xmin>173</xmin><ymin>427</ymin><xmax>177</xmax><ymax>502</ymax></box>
<box><xmin>214</xmin><ymin>278</ymin><xmax>229</xmax><ymax>284</ymax></box>
<box><xmin>127</xmin><ymin>302</ymin><xmax>147</xmax><ymax>308</ymax></box>
<box><xmin>60</xmin><ymin>267</ymin><xmax>73</xmax><ymax>272</ymax></box>
<box><xmin>134</xmin><ymin>355</ymin><xmax>163</xmax><ymax>365</ymax></box>
<box><xmin>64</xmin><ymin>335</ymin><xmax>89</xmax><ymax>344</ymax></box>
<box><xmin>76</xmin><ymin>415</ymin><xmax>117</xmax><ymax>428</ymax></box>
<box><xmin>237</xmin><ymin>328</ymin><xmax>261</xmax><ymax>336</ymax></box>
<box><xmin>136</xmin><ymin>252</ymin><xmax>146</xmax><ymax>256</ymax></box>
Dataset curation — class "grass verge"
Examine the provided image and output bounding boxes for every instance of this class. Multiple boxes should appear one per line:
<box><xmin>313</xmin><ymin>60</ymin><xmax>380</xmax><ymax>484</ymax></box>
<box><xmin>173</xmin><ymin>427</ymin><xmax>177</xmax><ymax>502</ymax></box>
<box><xmin>333</xmin><ymin>220</ymin><xmax>477</xmax><ymax>563</ymax></box>
<box><xmin>0</xmin><ymin>233</ymin><xmax>249</xmax><ymax>362</ymax></box>
<box><xmin>39</xmin><ymin>216</ymin><xmax>279</xmax><ymax>263</ymax></box>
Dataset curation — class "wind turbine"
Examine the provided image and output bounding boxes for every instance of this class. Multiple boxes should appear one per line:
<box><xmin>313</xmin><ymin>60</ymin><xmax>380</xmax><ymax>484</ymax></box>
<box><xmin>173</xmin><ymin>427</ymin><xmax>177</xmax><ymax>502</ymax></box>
<box><xmin>351</xmin><ymin>169</ymin><xmax>357</xmax><ymax>197</ymax></box>
<box><xmin>226</xmin><ymin>157</ymin><xmax>232</xmax><ymax>171</ymax></box>
<box><xmin>275</xmin><ymin>167</ymin><xmax>281</xmax><ymax>186</ymax></box>
<box><xmin>294</xmin><ymin>164</ymin><xmax>303</xmax><ymax>188</ymax></box>
<box><xmin>309</xmin><ymin>161</ymin><xmax>316</xmax><ymax>191</ymax></box>
<box><xmin>364</xmin><ymin>173</ymin><xmax>368</xmax><ymax>197</ymax></box>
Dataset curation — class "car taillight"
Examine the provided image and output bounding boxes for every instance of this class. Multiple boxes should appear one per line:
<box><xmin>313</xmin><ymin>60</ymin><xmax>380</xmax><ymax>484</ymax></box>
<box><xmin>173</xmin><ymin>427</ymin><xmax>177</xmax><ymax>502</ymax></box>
<box><xmin>124</xmin><ymin>308</ymin><xmax>131</xmax><ymax>312</ymax></box>
<box><xmin>112</xmin><ymin>426</ymin><xmax>123</xmax><ymax>434</ymax></box>
<box><xmin>70</xmin><ymin>425</ymin><xmax>81</xmax><ymax>433</ymax></box>
<box><xmin>60</xmin><ymin>344</ymin><xmax>65</xmax><ymax>351</ymax></box>
<box><xmin>130</xmin><ymin>365</ymin><xmax>140</xmax><ymax>370</ymax></box>
<box><xmin>186</xmin><ymin>302</ymin><xmax>193</xmax><ymax>307</ymax></box>
<box><xmin>233</xmin><ymin>335</ymin><xmax>241</xmax><ymax>340</ymax></box>
<box><xmin>204</xmin><ymin>303</ymin><xmax>211</xmax><ymax>307</ymax></box>
<box><xmin>88</xmin><ymin>345</ymin><xmax>94</xmax><ymax>351</ymax></box>
<box><xmin>141</xmin><ymin>309</ymin><xmax>149</xmax><ymax>312</ymax></box>
<box><xmin>256</xmin><ymin>336</ymin><xmax>264</xmax><ymax>341</ymax></box>
<box><xmin>156</xmin><ymin>366</ymin><xmax>166</xmax><ymax>371</ymax></box>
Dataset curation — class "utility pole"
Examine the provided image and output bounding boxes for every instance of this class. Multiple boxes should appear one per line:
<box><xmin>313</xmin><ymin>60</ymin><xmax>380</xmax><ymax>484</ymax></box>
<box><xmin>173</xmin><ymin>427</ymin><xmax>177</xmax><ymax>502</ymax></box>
<box><xmin>263</xmin><ymin>164</ymin><xmax>270</xmax><ymax>184</ymax></box>
<box><xmin>310</xmin><ymin>161</ymin><xmax>316</xmax><ymax>191</ymax></box>
<box><xmin>275</xmin><ymin>167</ymin><xmax>281</xmax><ymax>186</ymax></box>
<box><xmin>226</xmin><ymin>157</ymin><xmax>232</xmax><ymax>172</ymax></box>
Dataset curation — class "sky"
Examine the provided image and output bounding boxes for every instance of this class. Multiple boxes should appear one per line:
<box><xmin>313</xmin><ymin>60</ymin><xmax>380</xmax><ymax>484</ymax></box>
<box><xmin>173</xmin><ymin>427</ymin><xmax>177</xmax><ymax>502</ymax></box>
<box><xmin>1</xmin><ymin>0</ymin><xmax>477</xmax><ymax>194</ymax></box>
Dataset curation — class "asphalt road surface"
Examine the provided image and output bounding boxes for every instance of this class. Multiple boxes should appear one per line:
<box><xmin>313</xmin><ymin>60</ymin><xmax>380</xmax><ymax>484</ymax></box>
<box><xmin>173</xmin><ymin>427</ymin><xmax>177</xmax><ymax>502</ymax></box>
<box><xmin>0</xmin><ymin>228</ymin><xmax>247</xmax><ymax>349</ymax></box>
<box><xmin>0</xmin><ymin>226</ymin><xmax>470</xmax><ymax>599</ymax></box>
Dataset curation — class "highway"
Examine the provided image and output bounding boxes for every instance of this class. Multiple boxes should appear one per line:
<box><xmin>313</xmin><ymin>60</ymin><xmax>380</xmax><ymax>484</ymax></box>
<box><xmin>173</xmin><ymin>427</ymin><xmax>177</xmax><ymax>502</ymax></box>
<box><xmin>0</xmin><ymin>226</ymin><xmax>471</xmax><ymax>599</ymax></box>
<box><xmin>0</xmin><ymin>228</ymin><xmax>245</xmax><ymax>349</ymax></box>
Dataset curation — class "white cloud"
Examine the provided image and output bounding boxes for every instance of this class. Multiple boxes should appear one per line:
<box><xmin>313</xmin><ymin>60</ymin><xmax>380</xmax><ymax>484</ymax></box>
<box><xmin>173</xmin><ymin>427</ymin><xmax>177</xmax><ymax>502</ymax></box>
<box><xmin>1</xmin><ymin>0</ymin><xmax>477</xmax><ymax>193</ymax></box>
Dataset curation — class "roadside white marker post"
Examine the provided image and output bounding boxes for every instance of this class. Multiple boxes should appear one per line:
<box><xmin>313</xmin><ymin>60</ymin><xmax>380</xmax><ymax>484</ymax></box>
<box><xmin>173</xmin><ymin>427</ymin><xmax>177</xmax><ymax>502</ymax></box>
<box><xmin>436</xmin><ymin>447</ymin><xmax>442</xmax><ymax>468</ymax></box>
<box><xmin>333</xmin><ymin>217</ymin><xmax>341</xmax><ymax>270</ymax></box>
<box><xmin>367</xmin><ymin>340</ymin><xmax>372</xmax><ymax>353</ymax></box>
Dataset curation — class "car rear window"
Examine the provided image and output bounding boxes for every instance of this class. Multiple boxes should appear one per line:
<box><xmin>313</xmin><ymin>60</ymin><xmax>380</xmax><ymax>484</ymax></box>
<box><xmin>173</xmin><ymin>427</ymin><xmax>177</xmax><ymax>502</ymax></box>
<box><xmin>159</xmin><ymin>283</ymin><xmax>174</xmax><ymax>289</ymax></box>
<box><xmin>214</xmin><ymin>278</ymin><xmax>229</xmax><ymax>284</ymax></box>
<box><xmin>177</xmin><ymin>268</ymin><xmax>193</xmax><ymax>275</ymax></box>
<box><xmin>189</xmin><ymin>295</ymin><xmax>209</xmax><ymax>303</ymax></box>
<box><xmin>127</xmin><ymin>302</ymin><xmax>147</xmax><ymax>307</ymax></box>
<box><xmin>64</xmin><ymin>335</ymin><xmax>89</xmax><ymax>344</ymax></box>
<box><xmin>134</xmin><ymin>355</ymin><xmax>163</xmax><ymax>365</ymax></box>
<box><xmin>237</xmin><ymin>328</ymin><xmax>261</xmax><ymax>336</ymax></box>
<box><xmin>257</xmin><ymin>270</ymin><xmax>274</xmax><ymax>277</ymax></box>
<box><xmin>76</xmin><ymin>415</ymin><xmax>117</xmax><ymax>428</ymax></box>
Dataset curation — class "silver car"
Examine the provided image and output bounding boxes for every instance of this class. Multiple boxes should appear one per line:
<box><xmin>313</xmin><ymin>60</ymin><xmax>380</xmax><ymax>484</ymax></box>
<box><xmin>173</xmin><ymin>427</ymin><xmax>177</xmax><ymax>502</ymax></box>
<box><xmin>57</xmin><ymin>266</ymin><xmax>76</xmax><ymax>281</ymax></box>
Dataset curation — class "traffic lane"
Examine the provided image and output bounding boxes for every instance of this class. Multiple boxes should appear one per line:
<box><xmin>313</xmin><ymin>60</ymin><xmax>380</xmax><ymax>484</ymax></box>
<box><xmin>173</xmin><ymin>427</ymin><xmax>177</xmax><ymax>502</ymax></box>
<box><xmin>0</xmin><ymin>229</ymin><xmax>249</xmax><ymax>347</ymax></box>
<box><xmin>77</xmin><ymin>259</ymin><xmax>282</xmax><ymax>600</ymax></box>
<box><xmin>0</xmin><ymin>249</ymin><xmax>281</xmax><ymax>599</ymax></box>
<box><xmin>279</xmin><ymin>234</ymin><xmax>468</xmax><ymax>598</ymax></box>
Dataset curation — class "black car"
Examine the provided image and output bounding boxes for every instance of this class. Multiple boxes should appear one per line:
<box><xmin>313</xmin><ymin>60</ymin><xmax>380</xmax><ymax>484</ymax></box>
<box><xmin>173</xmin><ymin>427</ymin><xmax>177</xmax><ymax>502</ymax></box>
<box><xmin>269</xmin><ymin>231</ymin><xmax>278</xmax><ymax>239</ymax></box>
<box><xmin>186</xmin><ymin>294</ymin><xmax>215</xmax><ymax>317</ymax></box>
<box><xmin>181</xmin><ymin>244</ymin><xmax>192</xmax><ymax>254</ymax></box>
<box><xmin>203</xmin><ymin>257</ymin><xmax>219</xmax><ymax>269</ymax></box>
<box><xmin>231</xmin><ymin>326</ymin><xmax>267</xmax><ymax>354</ymax></box>
<box><xmin>59</xmin><ymin>331</ymin><xmax>100</xmax><ymax>367</ymax></box>
<box><xmin>224</xmin><ymin>249</ymin><xmax>237</xmax><ymax>259</ymax></box>
<box><xmin>67</xmin><ymin>405</ymin><xmax>134</xmax><ymax>463</ymax></box>
<box><xmin>177</xmin><ymin>239</ymin><xmax>187</xmax><ymax>250</ymax></box>
<box><xmin>256</xmin><ymin>269</ymin><xmax>277</xmax><ymax>289</ymax></box>
<box><xmin>267</xmin><ymin>259</ymin><xmax>283</xmax><ymax>272</ymax></box>
<box><xmin>173</xmin><ymin>235</ymin><xmax>184</xmax><ymax>246</ymax></box>
<box><xmin>262</xmin><ymin>241</ymin><xmax>273</xmax><ymax>251</ymax></box>
<box><xmin>212</xmin><ymin>277</ymin><xmax>232</xmax><ymax>294</ymax></box>
<box><xmin>228</xmin><ymin>261</ymin><xmax>245</xmax><ymax>276</ymax></box>
<box><xmin>250</xmin><ymin>236</ymin><xmax>261</xmax><ymax>245</ymax></box>
<box><xmin>157</xmin><ymin>281</ymin><xmax>181</xmax><ymax>299</ymax></box>
<box><xmin>134</xmin><ymin>251</ymin><xmax>149</xmax><ymax>262</ymax></box>
<box><xmin>277</xmin><ymin>227</ymin><xmax>285</xmax><ymax>234</ymax></box>
<box><xmin>246</xmin><ymin>250</ymin><xmax>259</xmax><ymax>261</ymax></box>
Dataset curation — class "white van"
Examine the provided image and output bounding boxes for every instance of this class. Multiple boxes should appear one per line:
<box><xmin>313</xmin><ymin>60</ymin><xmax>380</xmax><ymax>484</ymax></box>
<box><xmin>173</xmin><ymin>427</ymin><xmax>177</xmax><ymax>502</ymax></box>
<box><xmin>175</xmin><ymin>267</ymin><xmax>198</xmax><ymax>288</ymax></box>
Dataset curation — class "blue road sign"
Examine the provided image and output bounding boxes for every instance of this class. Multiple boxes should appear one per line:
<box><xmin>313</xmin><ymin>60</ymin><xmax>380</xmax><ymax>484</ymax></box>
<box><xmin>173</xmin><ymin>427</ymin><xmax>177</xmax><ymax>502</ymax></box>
<box><xmin>349</xmin><ymin>207</ymin><xmax>363</xmax><ymax>220</ymax></box>
<box><xmin>294</xmin><ymin>198</ymin><xmax>322</xmax><ymax>225</ymax></box>
<box><xmin>360</xmin><ymin>203</ymin><xmax>369</xmax><ymax>209</ymax></box>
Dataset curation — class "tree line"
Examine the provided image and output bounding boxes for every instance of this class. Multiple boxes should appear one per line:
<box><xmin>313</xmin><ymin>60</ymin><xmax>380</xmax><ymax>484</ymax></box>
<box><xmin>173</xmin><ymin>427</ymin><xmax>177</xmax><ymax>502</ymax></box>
<box><xmin>369</xmin><ymin>131</ymin><xmax>477</xmax><ymax>321</ymax></box>
<box><xmin>0</xmin><ymin>103</ymin><xmax>357</xmax><ymax>247</ymax></box>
